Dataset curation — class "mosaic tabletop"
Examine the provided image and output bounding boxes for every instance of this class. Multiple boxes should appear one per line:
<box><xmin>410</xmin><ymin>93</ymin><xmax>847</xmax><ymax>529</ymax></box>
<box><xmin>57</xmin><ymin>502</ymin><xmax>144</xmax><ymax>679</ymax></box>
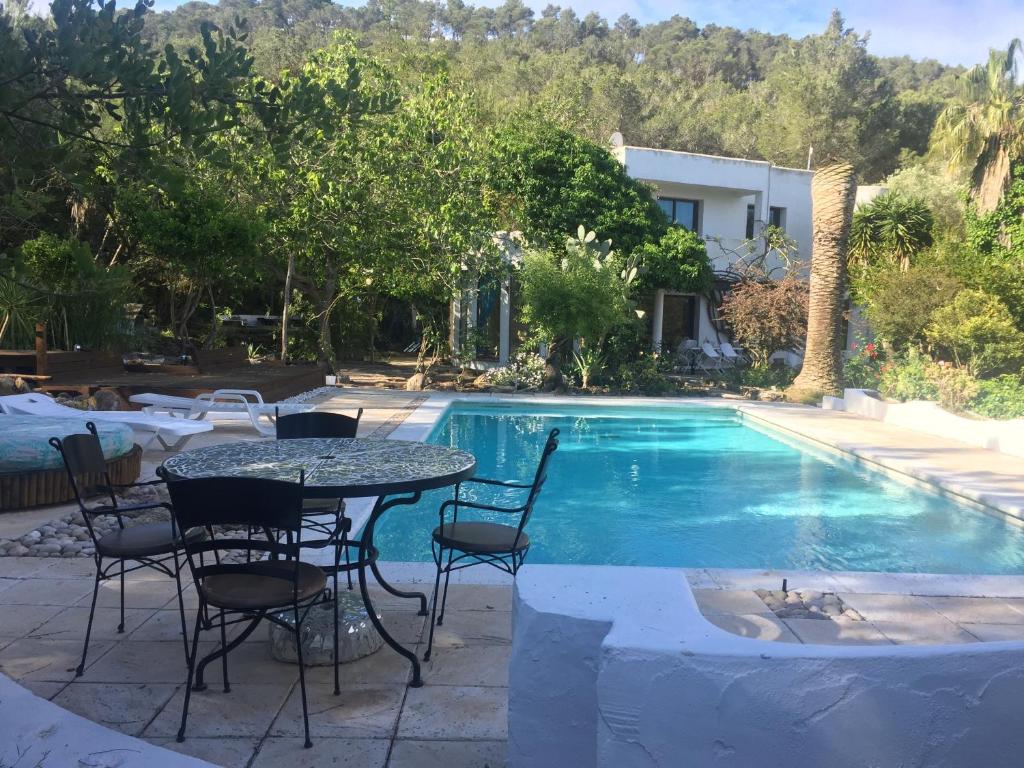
<box><xmin>162</xmin><ymin>438</ymin><xmax>476</xmax><ymax>498</ymax></box>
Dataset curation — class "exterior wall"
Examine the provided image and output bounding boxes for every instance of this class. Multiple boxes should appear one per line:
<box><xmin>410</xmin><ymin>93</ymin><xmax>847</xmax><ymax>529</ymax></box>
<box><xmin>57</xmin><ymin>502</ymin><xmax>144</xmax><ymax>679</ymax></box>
<box><xmin>510</xmin><ymin>564</ymin><xmax>1024</xmax><ymax>768</ymax></box>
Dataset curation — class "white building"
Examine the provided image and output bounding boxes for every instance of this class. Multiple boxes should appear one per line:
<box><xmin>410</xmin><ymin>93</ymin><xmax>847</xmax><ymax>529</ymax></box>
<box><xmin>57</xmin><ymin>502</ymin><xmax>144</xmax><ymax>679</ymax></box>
<box><xmin>612</xmin><ymin>145</ymin><xmax>813</xmax><ymax>353</ymax></box>
<box><xmin>451</xmin><ymin>145</ymin><xmax>816</xmax><ymax>367</ymax></box>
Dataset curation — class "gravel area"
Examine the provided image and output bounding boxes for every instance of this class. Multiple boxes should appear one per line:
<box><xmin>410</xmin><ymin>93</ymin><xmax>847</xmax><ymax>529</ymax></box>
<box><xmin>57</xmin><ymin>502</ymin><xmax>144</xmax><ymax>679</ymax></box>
<box><xmin>756</xmin><ymin>588</ymin><xmax>864</xmax><ymax>621</ymax></box>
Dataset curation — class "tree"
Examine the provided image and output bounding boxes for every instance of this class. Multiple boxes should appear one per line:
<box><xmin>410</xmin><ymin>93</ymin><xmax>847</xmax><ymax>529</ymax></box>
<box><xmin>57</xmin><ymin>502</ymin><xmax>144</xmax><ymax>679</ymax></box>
<box><xmin>790</xmin><ymin>161</ymin><xmax>857</xmax><ymax>399</ymax></box>
<box><xmin>925</xmin><ymin>289</ymin><xmax>1024</xmax><ymax>376</ymax></box>
<box><xmin>719</xmin><ymin>276</ymin><xmax>808</xmax><ymax>368</ymax></box>
<box><xmin>849</xmin><ymin>193</ymin><xmax>934</xmax><ymax>272</ymax></box>
<box><xmin>856</xmin><ymin>263</ymin><xmax>961</xmax><ymax>350</ymax></box>
<box><xmin>633</xmin><ymin>226</ymin><xmax>712</xmax><ymax>293</ymax></box>
<box><xmin>931</xmin><ymin>39</ymin><xmax>1023</xmax><ymax>214</ymax></box>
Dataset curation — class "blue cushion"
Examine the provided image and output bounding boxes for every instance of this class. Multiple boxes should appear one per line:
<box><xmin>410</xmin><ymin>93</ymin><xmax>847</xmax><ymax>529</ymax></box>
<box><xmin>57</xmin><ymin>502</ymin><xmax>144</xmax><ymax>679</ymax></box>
<box><xmin>0</xmin><ymin>416</ymin><xmax>135</xmax><ymax>473</ymax></box>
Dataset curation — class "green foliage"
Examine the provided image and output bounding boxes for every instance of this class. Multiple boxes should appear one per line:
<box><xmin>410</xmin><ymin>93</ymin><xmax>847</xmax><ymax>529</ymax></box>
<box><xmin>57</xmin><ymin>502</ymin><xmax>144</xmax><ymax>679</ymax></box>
<box><xmin>614</xmin><ymin>353</ymin><xmax>673</xmax><ymax>395</ymax></box>
<box><xmin>570</xmin><ymin>346</ymin><xmax>606</xmax><ymax>388</ymax></box>
<box><xmin>739</xmin><ymin>365</ymin><xmax>797</xmax><ymax>390</ymax></box>
<box><xmin>633</xmin><ymin>227</ymin><xmax>712</xmax><ymax>293</ymax></box>
<box><xmin>486</xmin><ymin>350</ymin><xmax>546</xmax><ymax>390</ymax></box>
<box><xmin>518</xmin><ymin>227</ymin><xmax>639</xmax><ymax>352</ymax></box>
<box><xmin>844</xmin><ymin>340</ymin><xmax>883</xmax><ymax>389</ymax></box>
<box><xmin>879</xmin><ymin>348</ymin><xmax>940</xmax><ymax>402</ymax></box>
<box><xmin>855</xmin><ymin>263</ymin><xmax>961</xmax><ymax>349</ymax></box>
<box><xmin>971</xmin><ymin>375</ymin><xmax>1024</xmax><ymax>419</ymax></box>
<box><xmin>925</xmin><ymin>289</ymin><xmax>1024</xmax><ymax>376</ymax></box>
<box><xmin>849</xmin><ymin>193</ymin><xmax>934</xmax><ymax>272</ymax></box>
<box><xmin>718</xmin><ymin>276</ymin><xmax>808</xmax><ymax>367</ymax></box>
<box><xmin>884</xmin><ymin>163</ymin><xmax>966</xmax><ymax>234</ymax></box>
<box><xmin>486</xmin><ymin>118</ymin><xmax>668</xmax><ymax>253</ymax></box>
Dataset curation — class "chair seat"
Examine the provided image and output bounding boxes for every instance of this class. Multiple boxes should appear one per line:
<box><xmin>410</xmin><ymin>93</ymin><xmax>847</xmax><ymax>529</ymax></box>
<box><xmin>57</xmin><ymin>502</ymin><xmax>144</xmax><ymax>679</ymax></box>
<box><xmin>97</xmin><ymin>522</ymin><xmax>205</xmax><ymax>558</ymax></box>
<box><xmin>201</xmin><ymin>561</ymin><xmax>327</xmax><ymax>611</ymax></box>
<box><xmin>432</xmin><ymin>522</ymin><xmax>530</xmax><ymax>554</ymax></box>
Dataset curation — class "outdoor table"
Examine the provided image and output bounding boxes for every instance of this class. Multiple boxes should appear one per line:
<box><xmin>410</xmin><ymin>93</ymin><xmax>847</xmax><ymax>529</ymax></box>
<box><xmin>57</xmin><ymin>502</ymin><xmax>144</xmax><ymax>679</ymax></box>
<box><xmin>162</xmin><ymin>437</ymin><xmax>477</xmax><ymax>686</ymax></box>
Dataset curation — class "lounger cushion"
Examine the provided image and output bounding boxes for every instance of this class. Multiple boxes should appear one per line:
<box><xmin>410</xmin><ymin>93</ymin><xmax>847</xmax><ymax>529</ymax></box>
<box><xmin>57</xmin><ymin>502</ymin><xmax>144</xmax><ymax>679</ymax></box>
<box><xmin>201</xmin><ymin>561</ymin><xmax>326</xmax><ymax>610</ymax></box>
<box><xmin>97</xmin><ymin>522</ymin><xmax>206</xmax><ymax>558</ymax></box>
<box><xmin>432</xmin><ymin>521</ymin><xmax>530</xmax><ymax>554</ymax></box>
<box><xmin>0</xmin><ymin>416</ymin><xmax>134</xmax><ymax>472</ymax></box>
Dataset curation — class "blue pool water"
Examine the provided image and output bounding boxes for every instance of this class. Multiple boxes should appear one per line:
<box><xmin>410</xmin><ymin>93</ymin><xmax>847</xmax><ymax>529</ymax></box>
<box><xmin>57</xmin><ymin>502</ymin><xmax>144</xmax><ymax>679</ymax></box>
<box><xmin>371</xmin><ymin>403</ymin><xmax>1024</xmax><ymax>574</ymax></box>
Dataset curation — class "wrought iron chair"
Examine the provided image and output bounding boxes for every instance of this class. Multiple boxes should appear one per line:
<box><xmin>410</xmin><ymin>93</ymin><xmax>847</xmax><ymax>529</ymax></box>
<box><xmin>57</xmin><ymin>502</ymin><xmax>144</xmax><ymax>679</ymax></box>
<box><xmin>424</xmin><ymin>428</ymin><xmax>559</xmax><ymax>661</ymax></box>
<box><xmin>163</xmin><ymin>474</ymin><xmax>327</xmax><ymax>748</ymax></box>
<box><xmin>49</xmin><ymin>422</ymin><xmax>201</xmax><ymax>676</ymax></box>
<box><xmin>275</xmin><ymin>407</ymin><xmax>364</xmax><ymax>693</ymax></box>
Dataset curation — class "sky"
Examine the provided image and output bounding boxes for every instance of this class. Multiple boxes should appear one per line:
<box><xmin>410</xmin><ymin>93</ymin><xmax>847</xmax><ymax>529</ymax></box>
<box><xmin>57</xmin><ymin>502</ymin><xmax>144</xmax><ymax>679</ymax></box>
<box><xmin>30</xmin><ymin>0</ymin><xmax>1024</xmax><ymax>67</ymax></box>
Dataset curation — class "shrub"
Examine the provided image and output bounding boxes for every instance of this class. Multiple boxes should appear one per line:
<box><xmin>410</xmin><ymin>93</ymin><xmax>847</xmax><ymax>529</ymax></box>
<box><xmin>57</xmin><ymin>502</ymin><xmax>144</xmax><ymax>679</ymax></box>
<box><xmin>971</xmin><ymin>375</ymin><xmax>1024</xmax><ymax>420</ymax></box>
<box><xmin>925</xmin><ymin>290</ymin><xmax>1024</xmax><ymax>377</ymax></box>
<box><xmin>879</xmin><ymin>348</ymin><xmax>939</xmax><ymax>402</ymax></box>
<box><xmin>929</xmin><ymin>364</ymin><xmax>980</xmax><ymax>413</ymax></box>
<box><xmin>615</xmin><ymin>354</ymin><xmax>674</xmax><ymax>395</ymax></box>
<box><xmin>487</xmin><ymin>350</ymin><xmax>546</xmax><ymax>390</ymax></box>
<box><xmin>844</xmin><ymin>341</ymin><xmax>883</xmax><ymax>389</ymax></box>
<box><xmin>634</xmin><ymin>227</ymin><xmax>713</xmax><ymax>294</ymax></box>
<box><xmin>718</xmin><ymin>276</ymin><xmax>808</xmax><ymax>367</ymax></box>
<box><xmin>740</xmin><ymin>365</ymin><xmax>797</xmax><ymax>390</ymax></box>
<box><xmin>854</xmin><ymin>263</ymin><xmax>961</xmax><ymax>350</ymax></box>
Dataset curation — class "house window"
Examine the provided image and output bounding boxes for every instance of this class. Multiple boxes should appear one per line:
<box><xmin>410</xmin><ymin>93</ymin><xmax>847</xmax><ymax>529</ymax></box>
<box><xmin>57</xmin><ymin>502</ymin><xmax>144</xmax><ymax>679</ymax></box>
<box><xmin>745</xmin><ymin>204</ymin><xmax>755</xmax><ymax>239</ymax></box>
<box><xmin>658</xmin><ymin>197</ymin><xmax>700</xmax><ymax>232</ymax></box>
<box><xmin>769</xmin><ymin>206</ymin><xmax>786</xmax><ymax>231</ymax></box>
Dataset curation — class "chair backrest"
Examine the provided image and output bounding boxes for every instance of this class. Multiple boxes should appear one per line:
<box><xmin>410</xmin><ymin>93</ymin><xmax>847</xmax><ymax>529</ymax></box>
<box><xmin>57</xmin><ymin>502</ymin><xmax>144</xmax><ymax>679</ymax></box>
<box><xmin>275</xmin><ymin>408</ymin><xmax>363</xmax><ymax>439</ymax></box>
<box><xmin>518</xmin><ymin>428</ymin><xmax>560</xmax><ymax>534</ymax></box>
<box><xmin>49</xmin><ymin>422</ymin><xmax>117</xmax><ymax>537</ymax></box>
<box><xmin>164</xmin><ymin>474</ymin><xmax>306</xmax><ymax>532</ymax></box>
<box><xmin>719</xmin><ymin>342</ymin><xmax>738</xmax><ymax>358</ymax></box>
<box><xmin>701</xmin><ymin>342</ymin><xmax>720</xmax><ymax>358</ymax></box>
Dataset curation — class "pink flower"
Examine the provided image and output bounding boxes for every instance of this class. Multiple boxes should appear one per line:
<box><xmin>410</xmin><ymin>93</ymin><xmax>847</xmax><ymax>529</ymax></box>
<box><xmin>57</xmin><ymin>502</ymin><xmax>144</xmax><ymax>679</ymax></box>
<box><xmin>851</xmin><ymin>342</ymin><xmax>859</xmax><ymax>352</ymax></box>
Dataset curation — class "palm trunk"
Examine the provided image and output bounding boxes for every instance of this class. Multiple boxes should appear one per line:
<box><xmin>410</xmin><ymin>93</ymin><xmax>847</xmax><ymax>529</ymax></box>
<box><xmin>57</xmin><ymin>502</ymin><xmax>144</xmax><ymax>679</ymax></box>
<box><xmin>790</xmin><ymin>162</ymin><xmax>856</xmax><ymax>400</ymax></box>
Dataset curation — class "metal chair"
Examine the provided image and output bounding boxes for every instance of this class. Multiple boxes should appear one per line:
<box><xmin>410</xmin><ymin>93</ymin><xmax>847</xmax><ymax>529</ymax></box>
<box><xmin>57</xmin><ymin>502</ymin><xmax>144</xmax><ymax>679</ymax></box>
<box><xmin>49</xmin><ymin>422</ymin><xmax>201</xmax><ymax>676</ymax></box>
<box><xmin>163</xmin><ymin>474</ymin><xmax>327</xmax><ymax>749</ymax></box>
<box><xmin>275</xmin><ymin>407</ymin><xmax>363</xmax><ymax>694</ymax></box>
<box><xmin>424</xmin><ymin>428</ymin><xmax>559</xmax><ymax>661</ymax></box>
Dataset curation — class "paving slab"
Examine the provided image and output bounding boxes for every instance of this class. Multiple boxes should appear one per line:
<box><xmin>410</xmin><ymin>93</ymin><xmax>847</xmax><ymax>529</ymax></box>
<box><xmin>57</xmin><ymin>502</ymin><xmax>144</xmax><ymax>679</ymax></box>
<box><xmin>398</xmin><ymin>685</ymin><xmax>508</xmax><ymax>740</ymax></box>
<box><xmin>270</xmin><ymin>683</ymin><xmax>405</xmax><ymax>739</ymax></box>
<box><xmin>52</xmin><ymin>681</ymin><xmax>177</xmax><ymax>736</ymax></box>
<box><xmin>421</xmin><ymin>644</ymin><xmax>510</xmax><ymax>687</ymax></box>
<box><xmin>693</xmin><ymin>588</ymin><xmax>773</xmax><ymax>616</ymax></box>
<box><xmin>252</xmin><ymin>737</ymin><xmax>390</xmax><ymax>767</ymax></box>
<box><xmin>872</xmin><ymin>616</ymin><xmax>980</xmax><ymax>645</ymax></box>
<box><xmin>783</xmin><ymin>617</ymin><xmax>893</xmax><ymax>646</ymax></box>
<box><xmin>28</xmin><ymin>605</ymin><xmax>155</xmax><ymax>641</ymax></box>
<box><xmin>702</xmin><ymin>612</ymin><xmax>801</xmax><ymax>643</ymax></box>
<box><xmin>960</xmin><ymin>623</ymin><xmax>1024</xmax><ymax>642</ymax></box>
<box><xmin>145</xmin><ymin>682</ymin><xmax>295</xmax><ymax>739</ymax></box>
<box><xmin>425</xmin><ymin>610</ymin><xmax>511</xmax><ymax>647</ymax></box>
<box><xmin>151</xmin><ymin>736</ymin><xmax>260</xmax><ymax>768</ymax></box>
<box><xmin>0</xmin><ymin>637</ymin><xmax>112</xmax><ymax>681</ymax></box>
<box><xmin>924</xmin><ymin>596</ymin><xmax>1024</xmax><ymax>625</ymax></box>
<box><xmin>388</xmin><ymin>739</ymin><xmax>506</xmax><ymax>768</ymax></box>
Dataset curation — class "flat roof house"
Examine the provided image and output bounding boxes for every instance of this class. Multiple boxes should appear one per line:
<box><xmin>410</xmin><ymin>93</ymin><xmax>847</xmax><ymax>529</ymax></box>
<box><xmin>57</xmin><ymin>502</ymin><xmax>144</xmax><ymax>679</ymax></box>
<box><xmin>612</xmin><ymin>145</ymin><xmax>813</xmax><ymax>353</ymax></box>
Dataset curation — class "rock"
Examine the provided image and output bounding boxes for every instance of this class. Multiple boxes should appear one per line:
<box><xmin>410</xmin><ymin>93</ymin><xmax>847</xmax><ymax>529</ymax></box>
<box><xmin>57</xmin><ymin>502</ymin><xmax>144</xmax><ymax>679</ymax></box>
<box><xmin>759</xmin><ymin>389</ymin><xmax>785</xmax><ymax>402</ymax></box>
<box><xmin>473</xmin><ymin>373</ymin><xmax>491</xmax><ymax>388</ymax></box>
<box><xmin>92</xmin><ymin>389</ymin><xmax>124</xmax><ymax>411</ymax></box>
<box><xmin>8</xmin><ymin>544</ymin><xmax>29</xmax><ymax>556</ymax></box>
<box><xmin>0</xmin><ymin>378</ymin><xmax>17</xmax><ymax>396</ymax></box>
<box><xmin>39</xmin><ymin>525</ymin><xmax>56</xmax><ymax>537</ymax></box>
<box><xmin>36</xmin><ymin>543</ymin><xmax>62</xmax><ymax>555</ymax></box>
<box><xmin>405</xmin><ymin>372</ymin><xmax>429</xmax><ymax>391</ymax></box>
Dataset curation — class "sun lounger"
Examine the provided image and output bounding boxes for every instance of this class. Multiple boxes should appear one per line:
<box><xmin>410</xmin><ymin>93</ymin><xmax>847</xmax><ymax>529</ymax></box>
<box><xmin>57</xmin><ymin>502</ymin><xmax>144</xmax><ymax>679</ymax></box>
<box><xmin>719</xmin><ymin>342</ymin><xmax>747</xmax><ymax>367</ymax></box>
<box><xmin>128</xmin><ymin>389</ymin><xmax>314</xmax><ymax>436</ymax></box>
<box><xmin>698</xmin><ymin>342</ymin><xmax>725</xmax><ymax>374</ymax></box>
<box><xmin>0</xmin><ymin>393</ymin><xmax>213</xmax><ymax>451</ymax></box>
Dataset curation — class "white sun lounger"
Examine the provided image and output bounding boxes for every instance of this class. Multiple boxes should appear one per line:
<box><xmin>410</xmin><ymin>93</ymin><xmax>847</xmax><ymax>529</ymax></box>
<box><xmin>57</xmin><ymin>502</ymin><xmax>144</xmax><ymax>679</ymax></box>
<box><xmin>698</xmin><ymin>342</ymin><xmax>725</xmax><ymax>374</ymax></box>
<box><xmin>719</xmin><ymin>342</ymin><xmax>747</xmax><ymax>366</ymax></box>
<box><xmin>128</xmin><ymin>389</ymin><xmax>314</xmax><ymax>436</ymax></box>
<box><xmin>0</xmin><ymin>393</ymin><xmax>213</xmax><ymax>451</ymax></box>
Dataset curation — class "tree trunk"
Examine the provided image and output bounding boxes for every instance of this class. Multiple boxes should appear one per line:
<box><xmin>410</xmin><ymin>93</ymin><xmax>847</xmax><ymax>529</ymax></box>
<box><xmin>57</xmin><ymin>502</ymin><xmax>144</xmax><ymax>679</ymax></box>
<box><xmin>789</xmin><ymin>162</ymin><xmax>856</xmax><ymax>401</ymax></box>
<box><xmin>280</xmin><ymin>253</ymin><xmax>294</xmax><ymax>363</ymax></box>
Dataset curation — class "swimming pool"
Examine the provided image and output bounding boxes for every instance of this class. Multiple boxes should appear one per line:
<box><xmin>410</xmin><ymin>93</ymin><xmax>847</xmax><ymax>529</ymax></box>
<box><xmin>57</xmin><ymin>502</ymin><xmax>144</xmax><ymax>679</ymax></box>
<box><xmin>371</xmin><ymin>402</ymin><xmax>1024</xmax><ymax>574</ymax></box>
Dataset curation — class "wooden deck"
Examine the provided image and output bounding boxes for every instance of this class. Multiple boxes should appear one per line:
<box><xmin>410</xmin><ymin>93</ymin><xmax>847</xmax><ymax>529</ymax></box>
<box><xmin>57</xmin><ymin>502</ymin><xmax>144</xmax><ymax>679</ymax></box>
<box><xmin>0</xmin><ymin>348</ymin><xmax>325</xmax><ymax>405</ymax></box>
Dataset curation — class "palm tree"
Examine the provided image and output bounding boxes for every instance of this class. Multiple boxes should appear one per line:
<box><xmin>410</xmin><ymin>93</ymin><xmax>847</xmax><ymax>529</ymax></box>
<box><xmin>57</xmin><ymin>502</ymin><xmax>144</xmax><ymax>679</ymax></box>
<box><xmin>848</xmin><ymin>193</ymin><xmax>934</xmax><ymax>273</ymax></box>
<box><xmin>790</xmin><ymin>162</ymin><xmax>857</xmax><ymax>399</ymax></box>
<box><xmin>931</xmin><ymin>39</ymin><xmax>1023</xmax><ymax>214</ymax></box>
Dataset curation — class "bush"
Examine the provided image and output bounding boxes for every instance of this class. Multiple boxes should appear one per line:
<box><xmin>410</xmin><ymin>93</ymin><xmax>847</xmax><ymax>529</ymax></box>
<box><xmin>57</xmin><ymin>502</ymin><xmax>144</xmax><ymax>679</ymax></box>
<box><xmin>739</xmin><ymin>365</ymin><xmax>797</xmax><ymax>390</ymax></box>
<box><xmin>925</xmin><ymin>289</ymin><xmax>1024</xmax><ymax>377</ymax></box>
<box><xmin>929</xmin><ymin>364</ymin><xmax>980</xmax><ymax>413</ymax></box>
<box><xmin>844</xmin><ymin>341</ymin><xmax>883</xmax><ymax>389</ymax></box>
<box><xmin>615</xmin><ymin>354</ymin><xmax>674</xmax><ymax>395</ymax></box>
<box><xmin>854</xmin><ymin>263</ymin><xmax>961</xmax><ymax>350</ymax></box>
<box><xmin>718</xmin><ymin>276</ymin><xmax>808</xmax><ymax>367</ymax></box>
<box><xmin>634</xmin><ymin>227</ymin><xmax>713</xmax><ymax>294</ymax></box>
<box><xmin>879</xmin><ymin>348</ymin><xmax>939</xmax><ymax>402</ymax></box>
<box><xmin>971</xmin><ymin>376</ymin><xmax>1024</xmax><ymax>420</ymax></box>
<box><xmin>487</xmin><ymin>350</ymin><xmax>546</xmax><ymax>390</ymax></box>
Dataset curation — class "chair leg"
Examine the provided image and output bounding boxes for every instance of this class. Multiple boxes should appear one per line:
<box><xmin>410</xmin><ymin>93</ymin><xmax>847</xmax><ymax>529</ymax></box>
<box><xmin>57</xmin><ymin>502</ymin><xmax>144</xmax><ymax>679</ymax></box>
<box><xmin>171</xmin><ymin>552</ymin><xmax>190</xmax><ymax>662</ymax></box>
<box><xmin>77</xmin><ymin>566</ymin><xmax>102</xmax><ymax>677</ymax></box>
<box><xmin>118</xmin><ymin>559</ymin><xmax>126</xmax><ymax>633</ymax></box>
<box><xmin>177</xmin><ymin>608</ymin><xmax>205</xmax><ymax>743</ymax></box>
<box><xmin>333</xmin><ymin>544</ymin><xmax>340</xmax><ymax>696</ymax></box>
<box><xmin>219</xmin><ymin>612</ymin><xmax>230</xmax><ymax>693</ymax></box>
<box><xmin>294</xmin><ymin>601</ymin><xmax>313</xmax><ymax>749</ymax></box>
<box><xmin>423</xmin><ymin>554</ymin><xmax>444</xmax><ymax>662</ymax></box>
<box><xmin>343</xmin><ymin>530</ymin><xmax>353</xmax><ymax>591</ymax></box>
<box><xmin>437</xmin><ymin>549</ymin><xmax>455</xmax><ymax>626</ymax></box>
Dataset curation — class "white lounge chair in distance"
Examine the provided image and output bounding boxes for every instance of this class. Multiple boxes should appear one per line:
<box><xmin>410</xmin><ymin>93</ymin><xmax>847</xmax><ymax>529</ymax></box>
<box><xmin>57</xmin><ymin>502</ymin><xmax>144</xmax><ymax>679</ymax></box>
<box><xmin>0</xmin><ymin>393</ymin><xmax>212</xmax><ymax>451</ymax></box>
<box><xmin>129</xmin><ymin>389</ymin><xmax>314</xmax><ymax>437</ymax></box>
<box><xmin>698</xmin><ymin>342</ymin><xmax>725</xmax><ymax>374</ymax></box>
<box><xmin>719</xmin><ymin>342</ymin><xmax>746</xmax><ymax>367</ymax></box>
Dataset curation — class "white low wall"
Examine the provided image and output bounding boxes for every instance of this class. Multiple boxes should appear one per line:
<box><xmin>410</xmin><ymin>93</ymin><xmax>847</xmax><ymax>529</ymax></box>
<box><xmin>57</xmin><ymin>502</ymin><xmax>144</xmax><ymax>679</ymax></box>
<box><xmin>834</xmin><ymin>389</ymin><xmax>1024</xmax><ymax>459</ymax></box>
<box><xmin>509</xmin><ymin>565</ymin><xmax>1024</xmax><ymax>768</ymax></box>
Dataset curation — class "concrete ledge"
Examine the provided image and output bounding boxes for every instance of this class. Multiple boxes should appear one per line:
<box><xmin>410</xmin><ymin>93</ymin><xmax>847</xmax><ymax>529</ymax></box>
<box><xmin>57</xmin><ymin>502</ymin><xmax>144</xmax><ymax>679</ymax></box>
<box><xmin>509</xmin><ymin>564</ymin><xmax>1024</xmax><ymax>768</ymax></box>
<box><xmin>0</xmin><ymin>674</ymin><xmax>213</xmax><ymax>767</ymax></box>
<box><xmin>839</xmin><ymin>388</ymin><xmax>1024</xmax><ymax>459</ymax></box>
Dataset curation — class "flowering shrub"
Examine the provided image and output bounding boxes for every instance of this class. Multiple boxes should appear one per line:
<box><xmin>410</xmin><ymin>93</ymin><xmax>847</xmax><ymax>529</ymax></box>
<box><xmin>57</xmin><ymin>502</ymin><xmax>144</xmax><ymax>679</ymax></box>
<box><xmin>486</xmin><ymin>351</ymin><xmax>546</xmax><ymax>390</ymax></box>
<box><xmin>844</xmin><ymin>340</ymin><xmax>883</xmax><ymax>389</ymax></box>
